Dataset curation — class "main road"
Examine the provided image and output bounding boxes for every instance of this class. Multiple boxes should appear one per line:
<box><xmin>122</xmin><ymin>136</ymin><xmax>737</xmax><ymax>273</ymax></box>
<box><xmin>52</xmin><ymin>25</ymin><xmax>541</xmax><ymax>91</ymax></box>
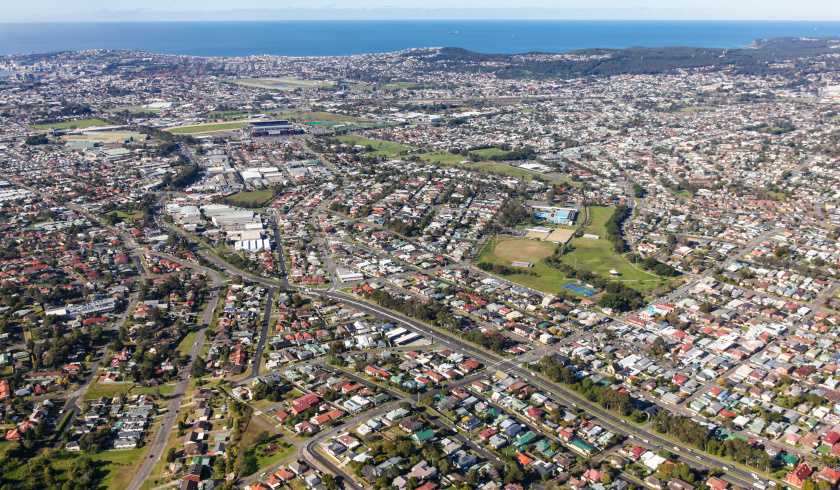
<box><xmin>126</xmin><ymin>257</ymin><xmax>224</xmax><ymax>490</ymax></box>
<box><xmin>247</xmin><ymin>287</ymin><xmax>274</xmax><ymax>381</ymax></box>
<box><xmin>311</xmin><ymin>290</ymin><xmax>764</xmax><ymax>489</ymax></box>
<box><xmin>160</xmin><ymin>206</ymin><xmax>766</xmax><ymax>487</ymax></box>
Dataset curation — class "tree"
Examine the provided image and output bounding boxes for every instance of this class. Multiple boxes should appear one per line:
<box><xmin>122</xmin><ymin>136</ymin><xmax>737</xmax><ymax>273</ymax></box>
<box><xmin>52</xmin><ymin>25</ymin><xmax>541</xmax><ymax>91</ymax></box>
<box><xmin>212</xmin><ymin>455</ymin><xmax>227</xmax><ymax>479</ymax></box>
<box><xmin>632</xmin><ymin>183</ymin><xmax>647</xmax><ymax>198</ymax></box>
<box><xmin>323</xmin><ymin>474</ymin><xmax>338</xmax><ymax>490</ymax></box>
<box><xmin>239</xmin><ymin>448</ymin><xmax>259</xmax><ymax>476</ymax></box>
<box><xmin>503</xmin><ymin>460</ymin><xmax>525</xmax><ymax>484</ymax></box>
<box><xmin>25</xmin><ymin>134</ymin><xmax>49</xmax><ymax>145</ymax></box>
<box><xmin>650</xmin><ymin>337</ymin><xmax>668</xmax><ymax>356</ymax></box>
<box><xmin>191</xmin><ymin>357</ymin><xmax>206</xmax><ymax>378</ymax></box>
<box><xmin>166</xmin><ymin>447</ymin><xmax>178</xmax><ymax>463</ymax></box>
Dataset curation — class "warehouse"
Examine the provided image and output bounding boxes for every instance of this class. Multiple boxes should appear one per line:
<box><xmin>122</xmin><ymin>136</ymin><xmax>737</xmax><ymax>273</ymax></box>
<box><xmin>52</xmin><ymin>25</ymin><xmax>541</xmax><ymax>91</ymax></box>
<box><xmin>247</xmin><ymin>120</ymin><xmax>304</xmax><ymax>137</ymax></box>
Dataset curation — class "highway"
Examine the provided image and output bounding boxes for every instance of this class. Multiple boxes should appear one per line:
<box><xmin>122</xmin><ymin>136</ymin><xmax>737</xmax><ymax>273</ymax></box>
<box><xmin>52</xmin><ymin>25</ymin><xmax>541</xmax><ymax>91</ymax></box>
<box><xmin>249</xmin><ymin>288</ymin><xmax>274</xmax><ymax>381</ymax></box>
<box><xmin>311</xmin><ymin>290</ymin><xmax>764</xmax><ymax>488</ymax></box>
<box><xmin>163</xmin><ymin>230</ymin><xmax>766</xmax><ymax>487</ymax></box>
<box><xmin>156</xmin><ymin>196</ymin><xmax>771</xmax><ymax>487</ymax></box>
<box><xmin>269</xmin><ymin>214</ymin><xmax>288</xmax><ymax>280</ymax></box>
<box><xmin>126</xmin><ymin>257</ymin><xmax>224</xmax><ymax>490</ymax></box>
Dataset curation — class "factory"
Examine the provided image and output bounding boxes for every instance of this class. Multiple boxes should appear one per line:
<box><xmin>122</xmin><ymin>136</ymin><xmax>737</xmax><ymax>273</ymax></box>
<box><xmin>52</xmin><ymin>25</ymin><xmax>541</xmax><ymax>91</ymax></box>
<box><xmin>167</xmin><ymin>202</ymin><xmax>272</xmax><ymax>252</ymax></box>
<box><xmin>246</xmin><ymin>120</ymin><xmax>304</xmax><ymax>137</ymax></box>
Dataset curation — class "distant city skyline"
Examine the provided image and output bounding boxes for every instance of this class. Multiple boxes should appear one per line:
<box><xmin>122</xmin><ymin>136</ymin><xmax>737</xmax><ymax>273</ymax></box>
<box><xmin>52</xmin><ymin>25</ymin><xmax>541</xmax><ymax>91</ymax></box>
<box><xmin>3</xmin><ymin>1</ymin><xmax>840</xmax><ymax>22</ymax></box>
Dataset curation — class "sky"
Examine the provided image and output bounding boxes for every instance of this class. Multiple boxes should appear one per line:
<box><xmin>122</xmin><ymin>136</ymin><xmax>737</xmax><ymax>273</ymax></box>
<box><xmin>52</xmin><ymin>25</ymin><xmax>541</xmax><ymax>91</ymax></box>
<box><xmin>2</xmin><ymin>0</ymin><xmax>840</xmax><ymax>22</ymax></box>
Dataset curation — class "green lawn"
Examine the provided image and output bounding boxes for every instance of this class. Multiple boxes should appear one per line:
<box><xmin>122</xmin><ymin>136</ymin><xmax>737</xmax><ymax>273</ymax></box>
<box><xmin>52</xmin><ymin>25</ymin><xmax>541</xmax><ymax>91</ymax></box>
<box><xmin>32</xmin><ymin>118</ymin><xmax>111</xmax><ymax>130</ymax></box>
<box><xmin>63</xmin><ymin>131</ymin><xmax>144</xmax><ymax>144</ymax></box>
<box><xmin>1</xmin><ymin>448</ymin><xmax>145</xmax><ymax>490</ymax></box>
<box><xmin>469</xmin><ymin>147</ymin><xmax>514</xmax><ymax>159</ymax></box>
<box><xmin>765</xmin><ymin>190</ymin><xmax>788</xmax><ymax>201</ymax></box>
<box><xmin>276</xmin><ymin>110</ymin><xmax>369</xmax><ymax>124</ymax></box>
<box><xmin>225</xmin><ymin>189</ymin><xmax>276</xmax><ymax>208</ymax></box>
<box><xmin>0</xmin><ymin>441</ymin><xmax>14</xmax><ymax>461</ymax></box>
<box><xmin>470</xmin><ymin>162</ymin><xmax>543</xmax><ymax>181</ymax></box>
<box><xmin>207</xmin><ymin>110</ymin><xmax>251</xmax><ymax>120</ymax></box>
<box><xmin>114</xmin><ymin>105</ymin><xmax>162</xmax><ymax>114</ymax></box>
<box><xmin>176</xmin><ymin>331</ymin><xmax>197</xmax><ymax>356</ymax></box>
<box><xmin>233</xmin><ymin>77</ymin><xmax>335</xmax><ymax>91</ymax></box>
<box><xmin>561</xmin><ymin>237</ymin><xmax>664</xmax><ymax>292</ymax></box>
<box><xmin>477</xmin><ymin>207</ymin><xmax>669</xmax><ymax>294</ymax></box>
<box><xmin>254</xmin><ymin>435</ymin><xmax>297</xmax><ymax>471</ymax></box>
<box><xmin>419</xmin><ymin>152</ymin><xmax>543</xmax><ymax>181</ymax></box>
<box><xmin>108</xmin><ymin>210</ymin><xmax>143</xmax><ymax>224</ymax></box>
<box><xmin>667</xmin><ymin>188</ymin><xmax>694</xmax><ymax>200</ymax></box>
<box><xmin>93</xmin><ymin>448</ymin><xmax>147</xmax><ymax>489</ymax></box>
<box><xmin>238</xmin><ymin>413</ymin><xmax>299</xmax><ymax>475</ymax></box>
<box><xmin>580</xmin><ymin>206</ymin><xmax>614</xmax><ymax>236</ymax></box>
<box><xmin>336</xmin><ymin>135</ymin><xmax>414</xmax><ymax>158</ymax></box>
<box><xmin>477</xmin><ymin>236</ymin><xmax>571</xmax><ymax>295</ymax></box>
<box><xmin>166</xmin><ymin>121</ymin><xmax>248</xmax><ymax>134</ymax></box>
<box><xmin>84</xmin><ymin>382</ymin><xmax>176</xmax><ymax>400</ymax></box>
<box><xmin>419</xmin><ymin>151</ymin><xmax>469</xmax><ymax>166</ymax></box>
<box><xmin>561</xmin><ymin>206</ymin><xmax>666</xmax><ymax>293</ymax></box>
<box><xmin>382</xmin><ymin>81</ymin><xmax>421</xmax><ymax>90</ymax></box>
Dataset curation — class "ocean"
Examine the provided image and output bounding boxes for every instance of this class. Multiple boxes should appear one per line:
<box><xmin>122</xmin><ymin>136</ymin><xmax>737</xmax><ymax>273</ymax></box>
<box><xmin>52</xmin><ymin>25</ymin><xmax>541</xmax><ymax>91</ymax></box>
<box><xmin>1</xmin><ymin>20</ymin><xmax>840</xmax><ymax>57</ymax></box>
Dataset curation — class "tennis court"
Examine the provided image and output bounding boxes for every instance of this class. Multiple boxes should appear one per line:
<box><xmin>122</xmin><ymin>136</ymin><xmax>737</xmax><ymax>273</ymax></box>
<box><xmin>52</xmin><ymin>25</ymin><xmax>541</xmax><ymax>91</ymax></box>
<box><xmin>563</xmin><ymin>283</ymin><xmax>597</xmax><ymax>297</ymax></box>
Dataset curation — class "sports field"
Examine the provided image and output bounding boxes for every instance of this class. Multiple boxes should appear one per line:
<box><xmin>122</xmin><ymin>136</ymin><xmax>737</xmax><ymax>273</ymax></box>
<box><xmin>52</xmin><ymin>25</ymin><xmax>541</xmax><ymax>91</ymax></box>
<box><xmin>486</xmin><ymin>237</ymin><xmax>555</xmax><ymax>263</ymax></box>
<box><xmin>336</xmin><ymin>135</ymin><xmax>413</xmax><ymax>158</ymax></box>
<box><xmin>233</xmin><ymin>77</ymin><xmax>335</xmax><ymax>91</ymax></box>
<box><xmin>469</xmin><ymin>147</ymin><xmax>515</xmax><ymax>159</ymax></box>
<box><xmin>477</xmin><ymin>206</ymin><xmax>671</xmax><ymax>294</ymax></box>
<box><xmin>560</xmin><ymin>206</ymin><xmax>666</xmax><ymax>292</ymax></box>
<box><xmin>276</xmin><ymin>110</ymin><xmax>370</xmax><ymax>125</ymax></box>
<box><xmin>419</xmin><ymin>151</ymin><xmax>573</xmax><ymax>185</ymax></box>
<box><xmin>383</xmin><ymin>81</ymin><xmax>422</xmax><ymax>90</ymax></box>
<box><xmin>419</xmin><ymin>151</ymin><xmax>469</xmax><ymax>166</ymax></box>
<box><xmin>207</xmin><ymin>109</ymin><xmax>251</xmax><ymax>120</ymax></box>
<box><xmin>225</xmin><ymin>189</ymin><xmax>276</xmax><ymax>207</ymax></box>
<box><xmin>63</xmin><ymin>131</ymin><xmax>144</xmax><ymax>143</ymax></box>
<box><xmin>477</xmin><ymin>236</ymin><xmax>570</xmax><ymax>294</ymax></box>
<box><xmin>166</xmin><ymin>121</ymin><xmax>248</xmax><ymax>134</ymax></box>
<box><xmin>31</xmin><ymin>118</ymin><xmax>111</xmax><ymax>130</ymax></box>
<box><xmin>546</xmin><ymin>228</ymin><xmax>575</xmax><ymax>244</ymax></box>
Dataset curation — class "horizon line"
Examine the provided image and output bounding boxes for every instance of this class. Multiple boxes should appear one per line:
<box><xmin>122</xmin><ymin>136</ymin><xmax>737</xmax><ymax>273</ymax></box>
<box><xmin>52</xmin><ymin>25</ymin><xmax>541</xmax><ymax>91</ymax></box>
<box><xmin>3</xmin><ymin>18</ymin><xmax>840</xmax><ymax>24</ymax></box>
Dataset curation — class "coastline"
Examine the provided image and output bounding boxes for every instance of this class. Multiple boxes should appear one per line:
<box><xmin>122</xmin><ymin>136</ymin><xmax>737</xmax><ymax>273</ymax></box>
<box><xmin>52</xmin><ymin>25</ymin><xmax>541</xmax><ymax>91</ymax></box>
<box><xmin>1</xmin><ymin>20</ymin><xmax>839</xmax><ymax>57</ymax></box>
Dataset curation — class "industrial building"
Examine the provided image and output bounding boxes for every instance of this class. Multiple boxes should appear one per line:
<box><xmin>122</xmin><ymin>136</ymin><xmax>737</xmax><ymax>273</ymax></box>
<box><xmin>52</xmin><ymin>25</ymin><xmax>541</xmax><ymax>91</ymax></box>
<box><xmin>246</xmin><ymin>120</ymin><xmax>304</xmax><ymax>137</ymax></box>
